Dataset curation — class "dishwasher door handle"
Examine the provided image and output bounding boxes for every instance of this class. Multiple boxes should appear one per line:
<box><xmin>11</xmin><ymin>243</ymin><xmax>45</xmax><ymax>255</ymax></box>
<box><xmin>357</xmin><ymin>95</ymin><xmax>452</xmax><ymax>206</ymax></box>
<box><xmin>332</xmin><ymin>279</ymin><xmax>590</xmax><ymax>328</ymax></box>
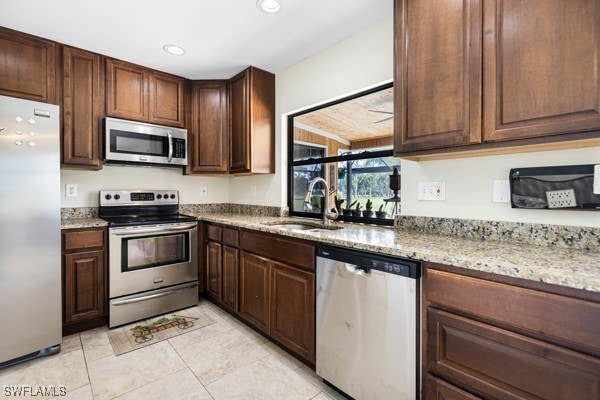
<box><xmin>345</xmin><ymin>264</ymin><xmax>370</xmax><ymax>276</ymax></box>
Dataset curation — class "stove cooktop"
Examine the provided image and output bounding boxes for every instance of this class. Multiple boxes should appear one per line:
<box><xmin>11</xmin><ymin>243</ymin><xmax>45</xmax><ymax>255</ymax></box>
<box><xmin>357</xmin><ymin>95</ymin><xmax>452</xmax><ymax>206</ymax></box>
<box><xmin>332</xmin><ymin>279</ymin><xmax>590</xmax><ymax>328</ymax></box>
<box><xmin>98</xmin><ymin>189</ymin><xmax>196</xmax><ymax>227</ymax></box>
<box><xmin>100</xmin><ymin>213</ymin><xmax>197</xmax><ymax>227</ymax></box>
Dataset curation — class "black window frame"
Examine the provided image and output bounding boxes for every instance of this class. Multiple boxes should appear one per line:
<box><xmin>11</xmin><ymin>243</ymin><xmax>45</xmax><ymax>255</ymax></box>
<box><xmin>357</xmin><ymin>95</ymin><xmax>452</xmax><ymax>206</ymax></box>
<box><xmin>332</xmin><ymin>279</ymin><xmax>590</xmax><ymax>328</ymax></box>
<box><xmin>287</xmin><ymin>82</ymin><xmax>397</xmax><ymax>226</ymax></box>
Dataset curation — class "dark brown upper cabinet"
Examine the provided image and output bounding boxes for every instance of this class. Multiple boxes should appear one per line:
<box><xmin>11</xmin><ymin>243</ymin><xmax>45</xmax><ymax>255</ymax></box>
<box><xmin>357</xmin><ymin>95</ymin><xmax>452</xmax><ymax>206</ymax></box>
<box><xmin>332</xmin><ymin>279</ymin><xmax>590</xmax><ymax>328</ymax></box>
<box><xmin>106</xmin><ymin>58</ymin><xmax>185</xmax><ymax>127</ymax></box>
<box><xmin>186</xmin><ymin>80</ymin><xmax>229</xmax><ymax>174</ymax></box>
<box><xmin>61</xmin><ymin>46</ymin><xmax>104</xmax><ymax>170</ymax></box>
<box><xmin>229</xmin><ymin>66</ymin><xmax>275</xmax><ymax>174</ymax></box>
<box><xmin>394</xmin><ymin>0</ymin><xmax>600</xmax><ymax>157</ymax></box>
<box><xmin>0</xmin><ymin>27</ymin><xmax>57</xmax><ymax>104</ymax></box>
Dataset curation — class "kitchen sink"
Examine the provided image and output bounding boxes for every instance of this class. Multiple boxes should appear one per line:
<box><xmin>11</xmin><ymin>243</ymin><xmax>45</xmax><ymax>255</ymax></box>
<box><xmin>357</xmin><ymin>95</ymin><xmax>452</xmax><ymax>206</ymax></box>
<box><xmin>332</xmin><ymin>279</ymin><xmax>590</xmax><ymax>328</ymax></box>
<box><xmin>265</xmin><ymin>222</ymin><xmax>343</xmax><ymax>231</ymax></box>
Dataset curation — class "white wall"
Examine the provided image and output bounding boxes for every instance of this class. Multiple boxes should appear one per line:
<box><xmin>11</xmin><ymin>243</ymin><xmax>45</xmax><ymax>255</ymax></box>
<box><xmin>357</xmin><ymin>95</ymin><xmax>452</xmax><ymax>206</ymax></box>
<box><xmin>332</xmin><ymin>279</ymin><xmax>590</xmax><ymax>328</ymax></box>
<box><xmin>229</xmin><ymin>16</ymin><xmax>394</xmax><ymax>207</ymax></box>
<box><xmin>401</xmin><ymin>148</ymin><xmax>600</xmax><ymax>227</ymax></box>
<box><xmin>60</xmin><ymin>166</ymin><xmax>229</xmax><ymax>207</ymax></box>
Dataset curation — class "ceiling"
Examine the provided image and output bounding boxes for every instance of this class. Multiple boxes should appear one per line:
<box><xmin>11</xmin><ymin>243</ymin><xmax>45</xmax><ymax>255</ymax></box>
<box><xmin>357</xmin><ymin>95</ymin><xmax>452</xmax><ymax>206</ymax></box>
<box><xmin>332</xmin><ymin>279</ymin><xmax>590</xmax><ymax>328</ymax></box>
<box><xmin>0</xmin><ymin>0</ymin><xmax>392</xmax><ymax>79</ymax></box>
<box><xmin>294</xmin><ymin>86</ymin><xmax>393</xmax><ymax>144</ymax></box>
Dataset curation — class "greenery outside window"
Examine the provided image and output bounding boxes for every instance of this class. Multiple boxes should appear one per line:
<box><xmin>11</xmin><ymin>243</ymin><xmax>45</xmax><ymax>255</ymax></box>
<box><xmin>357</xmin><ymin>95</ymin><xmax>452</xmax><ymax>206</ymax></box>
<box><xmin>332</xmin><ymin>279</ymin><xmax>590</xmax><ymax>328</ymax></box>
<box><xmin>287</xmin><ymin>82</ymin><xmax>400</xmax><ymax>226</ymax></box>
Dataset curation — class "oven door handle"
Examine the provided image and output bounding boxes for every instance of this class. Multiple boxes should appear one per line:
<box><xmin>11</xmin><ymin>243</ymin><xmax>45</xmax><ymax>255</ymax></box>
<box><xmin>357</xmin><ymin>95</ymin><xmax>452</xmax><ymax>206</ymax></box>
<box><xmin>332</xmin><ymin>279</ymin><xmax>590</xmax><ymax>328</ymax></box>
<box><xmin>111</xmin><ymin>283</ymin><xmax>198</xmax><ymax>306</ymax></box>
<box><xmin>167</xmin><ymin>131</ymin><xmax>173</xmax><ymax>163</ymax></box>
<box><xmin>111</xmin><ymin>223</ymin><xmax>197</xmax><ymax>236</ymax></box>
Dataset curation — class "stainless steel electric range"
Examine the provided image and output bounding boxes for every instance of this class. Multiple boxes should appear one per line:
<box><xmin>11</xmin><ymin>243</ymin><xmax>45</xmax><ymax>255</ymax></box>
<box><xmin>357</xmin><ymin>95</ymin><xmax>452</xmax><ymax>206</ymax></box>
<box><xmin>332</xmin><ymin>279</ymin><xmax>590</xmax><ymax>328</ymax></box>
<box><xmin>99</xmin><ymin>190</ymin><xmax>198</xmax><ymax>328</ymax></box>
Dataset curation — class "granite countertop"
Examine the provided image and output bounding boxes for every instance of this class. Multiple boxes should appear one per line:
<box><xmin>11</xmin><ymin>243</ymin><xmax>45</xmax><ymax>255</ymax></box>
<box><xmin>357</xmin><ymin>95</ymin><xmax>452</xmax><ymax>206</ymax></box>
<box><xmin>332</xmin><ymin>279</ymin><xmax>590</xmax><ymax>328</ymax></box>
<box><xmin>61</xmin><ymin>217</ymin><xmax>108</xmax><ymax>230</ymax></box>
<box><xmin>188</xmin><ymin>213</ymin><xmax>600</xmax><ymax>294</ymax></box>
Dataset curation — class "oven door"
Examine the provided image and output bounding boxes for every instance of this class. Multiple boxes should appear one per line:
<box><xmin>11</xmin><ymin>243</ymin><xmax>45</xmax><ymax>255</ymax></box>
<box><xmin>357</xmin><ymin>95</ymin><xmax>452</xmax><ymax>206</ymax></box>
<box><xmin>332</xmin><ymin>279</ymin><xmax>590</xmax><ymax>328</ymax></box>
<box><xmin>108</xmin><ymin>222</ymin><xmax>198</xmax><ymax>298</ymax></box>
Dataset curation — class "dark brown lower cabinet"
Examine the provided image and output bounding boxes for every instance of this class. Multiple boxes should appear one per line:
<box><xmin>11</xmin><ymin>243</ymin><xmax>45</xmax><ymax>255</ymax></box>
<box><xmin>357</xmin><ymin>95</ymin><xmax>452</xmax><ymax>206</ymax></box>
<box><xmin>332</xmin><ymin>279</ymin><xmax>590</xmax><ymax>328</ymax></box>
<box><xmin>62</xmin><ymin>227</ymin><xmax>107</xmax><ymax>335</ymax></box>
<box><xmin>206</xmin><ymin>240</ymin><xmax>222</xmax><ymax>302</ymax></box>
<box><xmin>239</xmin><ymin>251</ymin><xmax>270</xmax><ymax>334</ymax></box>
<box><xmin>203</xmin><ymin>225</ymin><xmax>316</xmax><ymax>365</ymax></box>
<box><xmin>222</xmin><ymin>245</ymin><xmax>239</xmax><ymax>313</ymax></box>
<box><xmin>270</xmin><ymin>261</ymin><xmax>315</xmax><ymax>362</ymax></box>
<box><xmin>426</xmin><ymin>374</ymin><xmax>482</xmax><ymax>400</ymax></box>
<box><xmin>424</xmin><ymin>264</ymin><xmax>600</xmax><ymax>400</ymax></box>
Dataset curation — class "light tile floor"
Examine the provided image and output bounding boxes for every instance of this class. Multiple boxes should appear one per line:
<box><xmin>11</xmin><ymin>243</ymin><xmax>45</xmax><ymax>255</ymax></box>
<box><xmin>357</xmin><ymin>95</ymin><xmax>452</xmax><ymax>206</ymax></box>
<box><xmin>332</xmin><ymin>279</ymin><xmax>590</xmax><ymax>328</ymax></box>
<box><xmin>0</xmin><ymin>300</ymin><xmax>347</xmax><ymax>400</ymax></box>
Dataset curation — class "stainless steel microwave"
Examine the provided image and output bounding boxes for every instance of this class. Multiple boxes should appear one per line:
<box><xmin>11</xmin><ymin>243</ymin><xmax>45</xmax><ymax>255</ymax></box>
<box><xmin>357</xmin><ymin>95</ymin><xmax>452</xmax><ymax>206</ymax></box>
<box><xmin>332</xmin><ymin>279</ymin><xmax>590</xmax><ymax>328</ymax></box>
<box><xmin>104</xmin><ymin>117</ymin><xmax>188</xmax><ymax>167</ymax></box>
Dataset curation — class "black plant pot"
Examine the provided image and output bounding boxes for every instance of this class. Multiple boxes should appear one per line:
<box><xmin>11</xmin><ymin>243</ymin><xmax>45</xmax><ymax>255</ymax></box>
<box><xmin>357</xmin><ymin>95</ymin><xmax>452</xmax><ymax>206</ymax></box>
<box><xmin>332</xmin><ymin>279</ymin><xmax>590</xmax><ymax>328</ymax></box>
<box><xmin>352</xmin><ymin>210</ymin><xmax>362</xmax><ymax>217</ymax></box>
<box><xmin>375</xmin><ymin>211</ymin><xmax>388</xmax><ymax>219</ymax></box>
<box><xmin>362</xmin><ymin>211</ymin><xmax>375</xmax><ymax>218</ymax></box>
<box><xmin>342</xmin><ymin>209</ymin><xmax>353</xmax><ymax>216</ymax></box>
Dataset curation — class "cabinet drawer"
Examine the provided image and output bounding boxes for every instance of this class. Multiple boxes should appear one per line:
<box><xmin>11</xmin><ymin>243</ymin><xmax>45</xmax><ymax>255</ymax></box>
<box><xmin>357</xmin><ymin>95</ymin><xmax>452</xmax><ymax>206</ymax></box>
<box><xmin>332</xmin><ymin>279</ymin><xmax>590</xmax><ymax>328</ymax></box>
<box><xmin>222</xmin><ymin>227</ymin><xmax>239</xmax><ymax>247</ymax></box>
<box><xmin>426</xmin><ymin>374</ymin><xmax>482</xmax><ymax>400</ymax></box>
<box><xmin>63</xmin><ymin>229</ymin><xmax>104</xmax><ymax>251</ymax></box>
<box><xmin>426</xmin><ymin>268</ymin><xmax>600</xmax><ymax>356</ymax></box>
<box><xmin>206</xmin><ymin>224</ymin><xmax>222</xmax><ymax>242</ymax></box>
<box><xmin>428</xmin><ymin>308</ymin><xmax>600</xmax><ymax>399</ymax></box>
<box><xmin>240</xmin><ymin>230</ymin><xmax>315</xmax><ymax>271</ymax></box>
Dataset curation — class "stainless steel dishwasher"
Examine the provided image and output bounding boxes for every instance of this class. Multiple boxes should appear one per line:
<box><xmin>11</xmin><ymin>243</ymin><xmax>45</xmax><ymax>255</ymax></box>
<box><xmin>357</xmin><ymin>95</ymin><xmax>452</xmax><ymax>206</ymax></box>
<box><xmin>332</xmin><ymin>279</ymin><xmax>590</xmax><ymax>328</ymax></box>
<box><xmin>316</xmin><ymin>245</ymin><xmax>422</xmax><ymax>400</ymax></box>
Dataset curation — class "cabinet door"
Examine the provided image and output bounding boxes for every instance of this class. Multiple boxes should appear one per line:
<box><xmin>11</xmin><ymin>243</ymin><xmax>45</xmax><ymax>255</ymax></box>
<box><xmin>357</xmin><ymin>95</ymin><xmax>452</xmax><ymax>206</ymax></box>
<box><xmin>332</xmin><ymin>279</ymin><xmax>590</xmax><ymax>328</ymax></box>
<box><xmin>426</xmin><ymin>374</ymin><xmax>482</xmax><ymax>400</ymax></box>
<box><xmin>229</xmin><ymin>70</ymin><xmax>250</xmax><ymax>173</ymax></box>
<box><xmin>394</xmin><ymin>0</ymin><xmax>482</xmax><ymax>154</ymax></box>
<box><xmin>239</xmin><ymin>251</ymin><xmax>270</xmax><ymax>333</ymax></box>
<box><xmin>62</xmin><ymin>46</ymin><xmax>104</xmax><ymax>170</ymax></box>
<box><xmin>270</xmin><ymin>262</ymin><xmax>315</xmax><ymax>362</ymax></box>
<box><xmin>64</xmin><ymin>250</ymin><xmax>105</xmax><ymax>324</ymax></box>
<box><xmin>222</xmin><ymin>245</ymin><xmax>239</xmax><ymax>313</ymax></box>
<box><xmin>0</xmin><ymin>27</ymin><xmax>57</xmax><ymax>103</ymax></box>
<box><xmin>206</xmin><ymin>241</ymin><xmax>222</xmax><ymax>302</ymax></box>
<box><xmin>149</xmin><ymin>71</ymin><xmax>184</xmax><ymax>127</ymax></box>
<box><xmin>186</xmin><ymin>81</ymin><xmax>229</xmax><ymax>173</ymax></box>
<box><xmin>106</xmin><ymin>59</ymin><xmax>149</xmax><ymax>121</ymax></box>
<box><xmin>428</xmin><ymin>308</ymin><xmax>600</xmax><ymax>399</ymax></box>
<box><xmin>483</xmin><ymin>0</ymin><xmax>600</xmax><ymax>141</ymax></box>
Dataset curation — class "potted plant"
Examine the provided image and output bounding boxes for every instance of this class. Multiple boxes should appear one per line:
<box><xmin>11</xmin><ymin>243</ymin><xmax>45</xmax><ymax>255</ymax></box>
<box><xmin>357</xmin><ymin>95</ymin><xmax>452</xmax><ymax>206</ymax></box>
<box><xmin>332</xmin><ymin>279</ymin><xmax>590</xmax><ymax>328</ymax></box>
<box><xmin>352</xmin><ymin>201</ymin><xmax>362</xmax><ymax>217</ymax></box>
<box><xmin>343</xmin><ymin>200</ymin><xmax>356</xmax><ymax>216</ymax></box>
<box><xmin>334</xmin><ymin>196</ymin><xmax>345</xmax><ymax>215</ymax></box>
<box><xmin>362</xmin><ymin>199</ymin><xmax>375</xmax><ymax>218</ymax></box>
<box><xmin>376</xmin><ymin>203</ymin><xmax>388</xmax><ymax>219</ymax></box>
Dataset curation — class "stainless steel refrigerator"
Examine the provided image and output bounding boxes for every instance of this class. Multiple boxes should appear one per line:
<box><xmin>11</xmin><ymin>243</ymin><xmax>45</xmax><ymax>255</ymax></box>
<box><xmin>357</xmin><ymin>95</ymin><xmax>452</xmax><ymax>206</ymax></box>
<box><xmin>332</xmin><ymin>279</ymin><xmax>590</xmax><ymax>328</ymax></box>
<box><xmin>0</xmin><ymin>95</ymin><xmax>61</xmax><ymax>367</ymax></box>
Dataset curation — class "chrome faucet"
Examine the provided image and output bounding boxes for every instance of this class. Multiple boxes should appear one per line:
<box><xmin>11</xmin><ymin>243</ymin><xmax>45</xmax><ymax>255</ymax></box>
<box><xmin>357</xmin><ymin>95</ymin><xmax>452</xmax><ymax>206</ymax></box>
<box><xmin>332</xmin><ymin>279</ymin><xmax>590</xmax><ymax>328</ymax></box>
<box><xmin>304</xmin><ymin>177</ymin><xmax>338</xmax><ymax>225</ymax></box>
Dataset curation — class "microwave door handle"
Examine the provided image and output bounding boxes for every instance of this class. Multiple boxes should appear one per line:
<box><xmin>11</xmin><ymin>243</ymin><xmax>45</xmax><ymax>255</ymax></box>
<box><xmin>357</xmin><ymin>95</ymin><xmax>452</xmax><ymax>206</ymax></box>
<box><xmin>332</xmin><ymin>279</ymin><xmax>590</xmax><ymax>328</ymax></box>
<box><xmin>167</xmin><ymin>131</ymin><xmax>173</xmax><ymax>163</ymax></box>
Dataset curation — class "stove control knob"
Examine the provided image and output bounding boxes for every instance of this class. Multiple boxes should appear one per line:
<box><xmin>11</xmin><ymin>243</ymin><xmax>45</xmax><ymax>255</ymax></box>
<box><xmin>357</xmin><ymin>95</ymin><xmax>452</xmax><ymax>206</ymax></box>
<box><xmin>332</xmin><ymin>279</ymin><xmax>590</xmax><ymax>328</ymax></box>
<box><xmin>170</xmin><ymin>194</ymin><xmax>176</xmax><ymax>199</ymax></box>
<box><xmin>157</xmin><ymin>194</ymin><xmax>162</xmax><ymax>199</ymax></box>
<box><xmin>114</xmin><ymin>194</ymin><xmax>121</xmax><ymax>200</ymax></box>
<box><xmin>105</xmin><ymin>194</ymin><xmax>112</xmax><ymax>200</ymax></box>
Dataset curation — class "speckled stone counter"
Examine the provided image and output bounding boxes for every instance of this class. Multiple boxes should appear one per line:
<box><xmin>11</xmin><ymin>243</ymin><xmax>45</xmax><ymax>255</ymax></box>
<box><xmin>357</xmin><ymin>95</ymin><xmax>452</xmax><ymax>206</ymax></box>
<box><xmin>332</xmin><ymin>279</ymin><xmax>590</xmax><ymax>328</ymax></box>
<box><xmin>61</xmin><ymin>218</ymin><xmax>108</xmax><ymax>230</ymax></box>
<box><xmin>188</xmin><ymin>212</ymin><xmax>600</xmax><ymax>293</ymax></box>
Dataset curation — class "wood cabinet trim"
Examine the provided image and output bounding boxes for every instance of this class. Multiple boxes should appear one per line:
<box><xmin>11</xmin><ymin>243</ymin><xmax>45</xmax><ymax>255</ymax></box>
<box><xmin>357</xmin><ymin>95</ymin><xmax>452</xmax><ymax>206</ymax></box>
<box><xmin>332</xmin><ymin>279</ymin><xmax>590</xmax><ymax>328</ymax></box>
<box><xmin>239</xmin><ymin>230</ymin><xmax>315</xmax><ymax>271</ymax></box>
<box><xmin>426</xmin><ymin>267</ymin><xmax>600</xmax><ymax>357</ymax></box>
<box><xmin>62</xmin><ymin>228</ymin><xmax>105</xmax><ymax>251</ymax></box>
<box><xmin>428</xmin><ymin>308</ymin><xmax>600</xmax><ymax>399</ymax></box>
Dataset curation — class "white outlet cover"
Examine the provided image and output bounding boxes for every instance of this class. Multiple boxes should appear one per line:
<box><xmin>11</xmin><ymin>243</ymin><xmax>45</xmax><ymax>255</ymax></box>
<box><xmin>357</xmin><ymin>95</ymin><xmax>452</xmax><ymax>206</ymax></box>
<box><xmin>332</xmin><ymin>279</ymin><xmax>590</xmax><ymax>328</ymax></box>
<box><xmin>65</xmin><ymin>184</ymin><xmax>77</xmax><ymax>197</ymax></box>
<box><xmin>546</xmin><ymin>189</ymin><xmax>577</xmax><ymax>209</ymax></box>
<box><xmin>492</xmin><ymin>180</ymin><xmax>511</xmax><ymax>203</ymax></box>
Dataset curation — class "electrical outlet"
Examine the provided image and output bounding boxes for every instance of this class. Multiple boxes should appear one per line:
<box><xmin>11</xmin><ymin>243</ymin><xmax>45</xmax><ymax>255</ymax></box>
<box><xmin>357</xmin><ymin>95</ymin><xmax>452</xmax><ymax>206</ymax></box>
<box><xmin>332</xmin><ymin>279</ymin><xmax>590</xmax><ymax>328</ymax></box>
<box><xmin>251</xmin><ymin>186</ymin><xmax>257</xmax><ymax>197</ymax></box>
<box><xmin>492</xmin><ymin>180</ymin><xmax>510</xmax><ymax>203</ymax></box>
<box><xmin>546</xmin><ymin>189</ymin><xmax>577</xmax><ymax>208</ymax></box>
<box><xmin>417</xmin><ymin>182</ymin><xmax>445</xmax><ymax>201</ymax></box>
<box><xmin>65</xmin><ymin>184</ymin><xmax>77</xmax><ymax>197</ymax></box>
<box><xmin>200</xmin><ymin>187</ymin><xmax>208</xmax><ymax>196</ymax></box>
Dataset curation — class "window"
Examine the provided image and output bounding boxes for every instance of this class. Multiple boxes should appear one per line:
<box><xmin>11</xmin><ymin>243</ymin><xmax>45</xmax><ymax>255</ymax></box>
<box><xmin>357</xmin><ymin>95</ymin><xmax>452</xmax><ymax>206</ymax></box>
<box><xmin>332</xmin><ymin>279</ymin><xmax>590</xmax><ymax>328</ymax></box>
<box><xmin>287</xmin><ymin>83</ymin><xmax>400</xmax><ymax>225</ymax></box>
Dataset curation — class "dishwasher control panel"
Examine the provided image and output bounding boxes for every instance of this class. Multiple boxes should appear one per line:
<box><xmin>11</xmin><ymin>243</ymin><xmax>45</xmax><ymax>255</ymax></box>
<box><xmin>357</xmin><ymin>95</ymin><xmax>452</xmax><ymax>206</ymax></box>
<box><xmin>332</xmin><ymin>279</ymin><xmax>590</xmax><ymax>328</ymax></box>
<box><xmin>316</xmin><ymin>245</ymin><xmax>421</xmax><ymax>279</ymax></box>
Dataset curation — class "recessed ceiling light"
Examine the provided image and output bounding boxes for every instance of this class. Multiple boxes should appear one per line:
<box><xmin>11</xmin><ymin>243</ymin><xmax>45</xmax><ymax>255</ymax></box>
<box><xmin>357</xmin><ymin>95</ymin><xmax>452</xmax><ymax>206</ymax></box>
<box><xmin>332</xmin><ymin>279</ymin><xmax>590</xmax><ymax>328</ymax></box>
<box><xmin>257</xmin><ymin>0</ymin><xmax>281</xmax><ymax>14</ymax></box>
<box><xmin>162</xmin><ymin>44</ymin><xmax>186</xmax><ymax>56</ymax></box>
